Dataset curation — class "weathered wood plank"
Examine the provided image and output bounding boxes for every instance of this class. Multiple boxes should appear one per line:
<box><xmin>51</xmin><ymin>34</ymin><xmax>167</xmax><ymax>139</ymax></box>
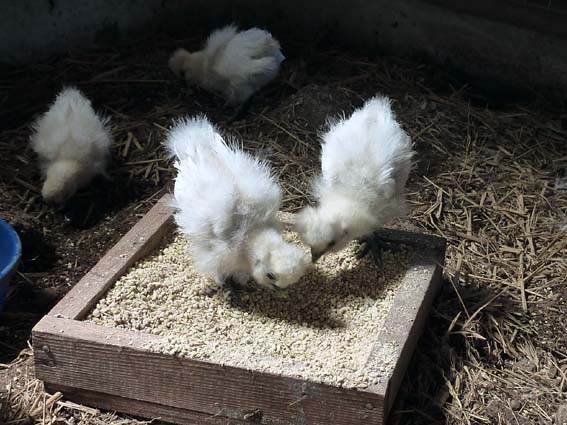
<box><xmin>49</xmin><ymin>194</ymin><xmax>175</xmax><ymax>321</ymax></box>
<box><xmin>367</xmin><ymin>252</ymin><xmax>445</xmax><ymax>416</ymax></box>
<box><xmin>34</xmin><ymin>316</ymin><xmax>385</xmax><ymax>425</ymax></box>
<box><xmin>44</xmin><ymin>384</ymin><xmax>257</xmax><ymax>425</ymax></box>
<box><xmin>34</xmin><ymin>195</ymin><xmax>446</xmax><ymax>425</ymax></box>
<box><xmin>372</xmin><ymin>227</ymin><xmax>446</xmax><ymax>252</ymax></box>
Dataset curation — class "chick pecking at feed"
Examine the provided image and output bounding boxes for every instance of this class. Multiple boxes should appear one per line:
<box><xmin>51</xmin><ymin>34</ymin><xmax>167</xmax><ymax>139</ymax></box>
<box><xmin>166</xmin><ymin>116</ymin><xmax>310</xmax><ymax>299</ymax></box>
<box><xmin>295</xmin><ymin>96</ymin><xmax>415</xmax><ymax>262</ymax></box>
<box><xmin>168</xmin><ymin>24</ymin><xmax>284</xmax><ymax>119</ymax></box>
<box><xmin>30</xmin><ymin>87</ymin><xmax>112</xmax><ymax>205</ymax></box>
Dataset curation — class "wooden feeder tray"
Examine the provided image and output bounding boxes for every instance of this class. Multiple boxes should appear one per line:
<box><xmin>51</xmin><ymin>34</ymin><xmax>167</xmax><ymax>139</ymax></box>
<box><xmin>32</xmin><ymin>194</ymin><xmax>446</xmax><ymax>425</ymax></box>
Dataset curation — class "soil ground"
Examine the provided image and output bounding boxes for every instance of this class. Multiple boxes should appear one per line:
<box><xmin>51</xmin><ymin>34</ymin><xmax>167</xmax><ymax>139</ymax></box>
<box><xmin>1</xmin><ymin>30</ymin><xmax>566</xmax><ymax>425</ymax></box>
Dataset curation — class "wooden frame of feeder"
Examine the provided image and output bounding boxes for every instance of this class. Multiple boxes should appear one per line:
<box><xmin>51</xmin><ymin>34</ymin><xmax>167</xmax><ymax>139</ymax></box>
<box><xmin>32</xmin><ymin>194</ymin><xmax>446</xmax><ymax>425</ymax></box>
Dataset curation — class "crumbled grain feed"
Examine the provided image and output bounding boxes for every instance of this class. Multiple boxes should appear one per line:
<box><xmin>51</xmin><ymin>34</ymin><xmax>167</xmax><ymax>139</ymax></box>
<box><xmin>88</xmin><ymin>231</ymin><xmax>411</xmax><ymax>388</ymax></box>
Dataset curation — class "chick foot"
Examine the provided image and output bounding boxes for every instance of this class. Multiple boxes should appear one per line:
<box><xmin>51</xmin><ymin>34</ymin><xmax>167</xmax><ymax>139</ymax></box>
<box><xmin>61</xmin><ymin>174</ymin><xmax>113</xmax><ymax>228</ymax></box>
<box><xmin>203</xmin><ymin>277</ymin><xmax>244</xmax><ymax>306</ymax></box>
<box><xmin>221</xmin><ymin>277</ymin><xmax>244</xmax><ymax>306</ymax></box>
<box><xmin>227</xmin><ymin>97</ymin><xmax>253</xmax><ymax>124</ymax></box>
<box><xmin>355</xmin><ymin>234</ymin><xmax>401</xmax><ymax>266</ymax></box>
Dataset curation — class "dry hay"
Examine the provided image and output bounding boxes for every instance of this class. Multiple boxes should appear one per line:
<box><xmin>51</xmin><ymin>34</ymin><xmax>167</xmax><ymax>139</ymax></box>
<box><xmin>396</xmin><ymin>91</ymin><xmax>567</xmax><ymax>424</ymax></box>
<box><xmin>0</xmin><ymin>32</ymin><xmax>566</xmax><ymax>424</ymax></box>
<box><xmin>0</xmin><ymin>350</ymin><xmax>152</xmax><ymax>425</ymax></box>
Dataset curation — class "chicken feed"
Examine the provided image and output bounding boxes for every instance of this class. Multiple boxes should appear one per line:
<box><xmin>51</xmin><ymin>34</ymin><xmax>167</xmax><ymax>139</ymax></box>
<box><xmin>88</xmin><ymin>230</ymin><xmax>411</xmax><ymax>389</ymax></box>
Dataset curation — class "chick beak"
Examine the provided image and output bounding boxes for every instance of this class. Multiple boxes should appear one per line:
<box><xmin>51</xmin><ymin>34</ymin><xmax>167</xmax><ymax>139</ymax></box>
<box><xmin>311</xmin><ymin>248</ymin><xmax>324</xmax><ymax>263</ymax></box>
<box><xmin>270</xmin><ymin>284</ymin><xmax>290</xmax><ymax>299</ymax></box>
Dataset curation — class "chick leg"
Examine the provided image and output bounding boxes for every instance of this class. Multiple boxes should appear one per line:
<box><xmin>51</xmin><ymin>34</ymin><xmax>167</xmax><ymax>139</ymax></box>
<box><xmin>355</xmin><ymin>234</ymin><xmax>400</xmax><ymax>265</ymax></box>
<box><xmin>227</xmin><ymin>97</ymin><xmax>253</xmax><ymax>124</ymax></box>
<box><xmin>219</xmin><ymin>277</ymin><xmax>243</xmax><ymax>306</ymax></box>
<box><xmin>234</xmin><ymin>272</ymin><xmax>257</xmax><ymax>293</ymax></box>
<box><xmin>204</xmin><ymin>275</ymin><xmax>243</xmax><ymax>305</ymax></box>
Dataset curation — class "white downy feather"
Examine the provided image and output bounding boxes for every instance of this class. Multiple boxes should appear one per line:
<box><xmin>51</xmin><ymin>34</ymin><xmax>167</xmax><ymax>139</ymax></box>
<box><xmin>168</xmin><ymin>25</ymin><xmax>285</xmax><ymax>105</ymax></box>
<box><xmin>167</xmin><ymin>116</ymin><xmax>309</xmax><ymax>290</ymax></box>
<box><xmin>295</xmin><ymin>96</ymin><xmax>415</xmax><ymax>259</ymax></box>
<box><xmin>30</xmin><ymin>87</ymin><xmax>112</xmax><ymax>204</ymax></box>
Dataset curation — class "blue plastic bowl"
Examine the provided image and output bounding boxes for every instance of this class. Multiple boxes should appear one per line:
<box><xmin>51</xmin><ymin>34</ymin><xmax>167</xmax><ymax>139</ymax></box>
<box><xmin>0</xmin><ymin>219</ymin><xmax>22</xmax><ymax>312</ymax></box>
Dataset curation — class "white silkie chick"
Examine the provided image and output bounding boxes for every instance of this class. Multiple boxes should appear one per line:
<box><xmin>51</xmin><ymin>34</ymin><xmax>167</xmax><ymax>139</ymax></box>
<box><xmin>168</xmin><ymin>24</ymin><xmax>285</xmax><ymax>106</ymax></box>
<box><xmin>295</xmin><ymin>96</ymin><xmax>415</xmax><ymax>262</ymax></box>
<box><xmin>166</xmin><ymin>116</ymin><xmax>310</xmax><ymax>296</ymax></box>
<box><xmin>31</xmin><ymin>87</ymin><xmax>112</xmax><ymax>204</ymax></box>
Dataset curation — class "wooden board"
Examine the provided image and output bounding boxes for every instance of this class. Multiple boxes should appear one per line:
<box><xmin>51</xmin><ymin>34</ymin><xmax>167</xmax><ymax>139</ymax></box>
<box><xmin>49</xmin><ymin>194</ymin><xmax>174</xmax><ymax>321</ymax></box>
<box><xmin>32</xmin><ymin>194</ymin><xmax>446</xmax><ymax>425</ymax></box>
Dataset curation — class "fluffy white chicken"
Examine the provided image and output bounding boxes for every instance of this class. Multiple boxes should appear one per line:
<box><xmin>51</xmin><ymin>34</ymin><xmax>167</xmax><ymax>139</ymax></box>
<box><xmin>167</xmin><ymin>116</ymin><xmax>310</xmax><ymax>296</ymax></box>
<box><xmin>31</xmin><ymin>87</ymin><xmax>112</xmax><ymax>204</ymax></box>
<box><xmin>295</xmin><ymin>96</ymin><xmax>415</xmax><ymax>262</ymax></box>
<box><xmin>168</xmin><ymin>24</ymin><xmax>285</xmax><ymax>106</ymax></box>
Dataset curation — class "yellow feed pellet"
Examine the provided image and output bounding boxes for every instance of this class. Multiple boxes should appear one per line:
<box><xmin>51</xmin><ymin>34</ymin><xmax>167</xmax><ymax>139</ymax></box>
<box><xmin>88</xmin><ymin>230</ymin><xmax>410</xmax><ymax>389</ymax></box>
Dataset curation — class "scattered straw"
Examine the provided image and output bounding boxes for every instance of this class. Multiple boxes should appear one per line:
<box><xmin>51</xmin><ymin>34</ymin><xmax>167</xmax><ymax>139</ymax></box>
<box><xmin>1</xmin><ymin>30</ymin><xmax>565</xmax><ymax>424</ymax></box>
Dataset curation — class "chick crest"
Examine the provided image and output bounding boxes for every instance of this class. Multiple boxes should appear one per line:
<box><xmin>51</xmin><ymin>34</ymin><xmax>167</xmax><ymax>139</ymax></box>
<box><xmin>169</xmin><ymin>24</ymin><xmax>285</xmax><ymax>105</ymax></box>
<box><xmin>166</xmin><ymin>116</ymin><xmax>310</xmax><ymax>290</ymax></box>
<box><xmin>30</xmin><ymin>87</ymin><xmax>112</xmax><ymax>204</ymax></box>
<box><xmin>296</xmin><ymin>96</ymin><xmax>415</xmax><ymax>260</ymax></box>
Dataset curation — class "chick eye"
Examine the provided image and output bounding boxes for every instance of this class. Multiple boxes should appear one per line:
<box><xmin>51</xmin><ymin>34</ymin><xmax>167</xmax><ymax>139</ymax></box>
<box><xmin>327</xmin><ymin>240</ymin><xmax>336</xmax><ymax>249</ymax></box>
<box><xmin>266</xmin><ymin>272</ymin><xmax>277</xmax><ymax>281</ymax></box>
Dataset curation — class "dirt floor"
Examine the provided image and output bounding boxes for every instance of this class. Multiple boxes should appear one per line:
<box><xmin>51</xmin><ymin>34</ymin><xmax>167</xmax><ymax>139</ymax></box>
<box><xmin>0</xmin><ymin>30</ymin><xmax>566</xmax><ymax>425</ymax></box>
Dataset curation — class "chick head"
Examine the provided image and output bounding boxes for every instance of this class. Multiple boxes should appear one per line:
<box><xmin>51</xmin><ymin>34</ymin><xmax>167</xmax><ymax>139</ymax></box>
<box><xmin>249</xmin><ymin>230</ymin><xmax>311</xmax><ymax>291</ymax></box>
<box><xmin>295</xmin><ymin>206</ymin><xmax>353</xmax><ymax>262</ymax></box>
<box><xmin>168</xmin><ymin>49</ymin><xmax>205</xmax><ymax>84</ymax></box>
<box><xmin>41</xmin><ymin>160</ymin><xmax>83</xmax><ymax>204</ymax></box>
